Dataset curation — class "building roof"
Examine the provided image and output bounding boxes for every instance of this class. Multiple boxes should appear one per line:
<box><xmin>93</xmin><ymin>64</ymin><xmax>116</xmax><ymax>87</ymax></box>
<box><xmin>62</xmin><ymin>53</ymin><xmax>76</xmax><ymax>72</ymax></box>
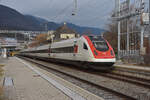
<box><xmin>54</xmin><ymin>24</ymin><xmax>77</xmax><ymax>35</ymax></box>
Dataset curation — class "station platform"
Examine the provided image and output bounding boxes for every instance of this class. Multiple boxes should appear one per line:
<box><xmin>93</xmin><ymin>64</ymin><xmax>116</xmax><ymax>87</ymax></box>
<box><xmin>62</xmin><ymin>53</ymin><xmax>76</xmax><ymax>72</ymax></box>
<box><xmin>1</xmin><ymin>57</ymin><xmax>103</xmax><ymax>100</ymax></box>
<box><xmin>0</xmin><ymin>56</ymin><xmax>7</xmax><ymax>64</ymax></box>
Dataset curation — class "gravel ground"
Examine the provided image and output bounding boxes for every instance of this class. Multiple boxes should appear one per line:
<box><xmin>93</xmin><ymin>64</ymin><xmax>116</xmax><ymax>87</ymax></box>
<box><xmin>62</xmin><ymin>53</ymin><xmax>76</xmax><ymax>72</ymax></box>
<box><xmin>26</xmin><ymin>58</ymin><xmax>150</xmax><ymax>100</ymax></box>
<box><xmin>0</xmin><ymin>56</ymin><xmax>8</xmax><ymax>64</ymax></box>
<box><xmin>113</xmin><ymin>68</ymin><xmax>150</xmax><ymax>80</ymax></box>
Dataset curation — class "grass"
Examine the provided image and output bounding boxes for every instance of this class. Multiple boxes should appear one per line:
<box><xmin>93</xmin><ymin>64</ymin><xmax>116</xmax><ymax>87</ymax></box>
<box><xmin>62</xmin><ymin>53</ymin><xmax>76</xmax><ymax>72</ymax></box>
<box><xmin>0</xmin><ymin>86</ymin><xmax>3</xmax><ymax>100</ymax></box>
<box><xmin>0</xmin><ymin>65</ymin><xmax>4</xmax><ymax>100</ymax></box>
<box><xmin>0</xmin><ymin>65</ymin><xmax>4</xmax><ymax>77</ymax></box>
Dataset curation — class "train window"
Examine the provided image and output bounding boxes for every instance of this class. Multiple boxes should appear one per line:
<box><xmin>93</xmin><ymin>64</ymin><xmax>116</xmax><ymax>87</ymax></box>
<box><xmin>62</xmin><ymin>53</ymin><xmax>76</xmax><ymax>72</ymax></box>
<box><xmin>51</xmin><ymin>46</ymin><xmax>74</xmax><ymax>53</ymax></box>
<box><xmin>89</xmin><ymin>36</ymin><xmax>104</xmax><ymax>41</ymax></box>
<box><xmin>93</xmin><ymin>41</ymin><xmax>109</xmax><ymax>51</ymax></box>
<box><xmin>30</xmin><ymin>49</ymin><xmax>49</xmax><ymax>53</ymax></box>
<box><xmin>83</xmin><ymin>43</ymin><xmax>88</xmax><ymax>50</ymax></box>
<box><xmin>26</xmin><ymin>47</ymin><xmax>75</xmax><ymax>54</ymax></box>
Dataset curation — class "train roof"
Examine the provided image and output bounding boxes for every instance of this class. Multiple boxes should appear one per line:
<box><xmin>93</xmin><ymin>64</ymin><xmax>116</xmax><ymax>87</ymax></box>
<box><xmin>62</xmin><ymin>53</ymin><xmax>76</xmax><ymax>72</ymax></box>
<box><xmin>51</xmin><ymin>38</ymin><xmax>78</xmax><ymax>48</ymax></box>
<box><xmin>21</xmin><ymin>37</ymin><xmax>80</xmax><ymax>52</ymax></box>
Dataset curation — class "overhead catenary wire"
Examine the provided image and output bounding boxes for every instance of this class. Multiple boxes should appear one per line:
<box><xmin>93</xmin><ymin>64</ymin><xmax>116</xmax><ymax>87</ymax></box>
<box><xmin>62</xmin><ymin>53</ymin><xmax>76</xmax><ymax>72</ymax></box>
<box><xmin>50</xmin><ymin>1</ymin><xmax>73</xmax><ymax>21</ymax></box>
<box><xmin>68</xmin><ymin>0</ymin><xmax>113</xmax><ymax>24</ymax></box>
<box><xmin>50</xmin><ymin>0</ymin><xmax>113</xmax><ymax>21</ymax></box>
<box><xmin>44</xmin><ymin>0</ymin><xmax>55</xmax><ymax>10</ymax></box>
<box><xmin>46</xmin><ymin>0</ymin><xmax>115</xmax><ymax>28</ymax></box>
<box><xmin>68</xmin><ymin>0</ymin><xmax>116</xmax><ymax>29</ymax></box>
<box><xmin>0</xmin><ymin>0</ymin><xmax>119</xmax><ymax>29</ymax></box>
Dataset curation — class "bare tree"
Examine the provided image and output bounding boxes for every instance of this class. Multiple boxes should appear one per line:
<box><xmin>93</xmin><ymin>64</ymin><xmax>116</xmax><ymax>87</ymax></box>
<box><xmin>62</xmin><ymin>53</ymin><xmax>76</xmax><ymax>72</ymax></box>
<box><xmin>104</xmin><ymin>22</ymin><xmax>118</xmax><ymax>54</ymax></box>
<box><xmin>28</xmin><ymin>33</ymin><xmax>48</xmax><ymax>47</ymax></box>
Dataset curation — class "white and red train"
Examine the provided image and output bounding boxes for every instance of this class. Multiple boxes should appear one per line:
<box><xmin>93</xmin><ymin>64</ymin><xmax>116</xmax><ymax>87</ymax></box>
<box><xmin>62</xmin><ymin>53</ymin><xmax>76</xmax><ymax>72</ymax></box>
<box><xmin>20</xmin><ymin>35</ymin><xmax>116</xmax><ymax>70</ymax></box>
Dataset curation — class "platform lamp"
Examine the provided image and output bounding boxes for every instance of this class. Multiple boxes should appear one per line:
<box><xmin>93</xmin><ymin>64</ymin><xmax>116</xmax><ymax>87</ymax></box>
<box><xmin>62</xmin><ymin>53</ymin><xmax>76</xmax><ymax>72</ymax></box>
<box><xmin>0</xmin><ymin>42</ymin><xmax>1</xmax><ymax>56</ymax></box>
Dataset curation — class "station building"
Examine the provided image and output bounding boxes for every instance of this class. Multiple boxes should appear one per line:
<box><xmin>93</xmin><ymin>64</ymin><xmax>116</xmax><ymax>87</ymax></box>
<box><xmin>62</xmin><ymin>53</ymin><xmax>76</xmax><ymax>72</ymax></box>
<box><xmin>52</xmin><ymin>23</ymin><xmax>80</xmax><ymax>42</ymax></box>
<box><xmin>0</xmin><ymin>38</ymin><xmax>19</xmax><ymax>57</ymax></box>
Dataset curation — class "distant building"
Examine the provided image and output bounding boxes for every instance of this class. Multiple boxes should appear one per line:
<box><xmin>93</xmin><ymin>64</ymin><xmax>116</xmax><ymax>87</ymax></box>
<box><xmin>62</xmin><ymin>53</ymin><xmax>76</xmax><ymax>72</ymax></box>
<box><xmin>0</xmin><ymin>37</ymin><xmax>19</xmax><ymax>56</ymax></box>
<box><xmin>53</xmin><ymin>23</ymin><xmax>80</xmax><ymax>41</ymax></box>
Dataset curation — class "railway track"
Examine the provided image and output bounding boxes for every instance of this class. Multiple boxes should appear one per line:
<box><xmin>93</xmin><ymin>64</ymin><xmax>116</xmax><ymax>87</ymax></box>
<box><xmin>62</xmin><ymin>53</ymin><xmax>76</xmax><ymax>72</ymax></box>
<box><xmin>17</xmin><ymin>56</ymin><xmax>150</xmax><ymax>100</ymax></box>
<box><xmin>113</xmin><ymin>67</ymin><xmax>150</xmax><ymax>79</ymax></box>
<box><xmin>84</xmin><ymin>67</ymin><xmax>150</xmax><ymax>89</ymax></box>
<box><xmin>64</xmin><ymin>63</ymin><xmax>150</xmax><ymax>89</ymax></box>
<box><xmin>71</xmin><ymin>67</ymin><xmax>150</xmax><ymax>89</ymax></box>
<box><xmin>98</xmin><ymin>72</ymin><xmax>150</xmax><ymax>89</ymax></box>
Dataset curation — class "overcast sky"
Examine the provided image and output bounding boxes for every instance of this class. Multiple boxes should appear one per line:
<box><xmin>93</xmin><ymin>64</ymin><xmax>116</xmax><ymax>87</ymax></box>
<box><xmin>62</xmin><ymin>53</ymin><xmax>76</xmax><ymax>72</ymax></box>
<box><xmin>0</xmin><ymin>0</ymin><xmax>149</xmax><ymax>29</ymax></box>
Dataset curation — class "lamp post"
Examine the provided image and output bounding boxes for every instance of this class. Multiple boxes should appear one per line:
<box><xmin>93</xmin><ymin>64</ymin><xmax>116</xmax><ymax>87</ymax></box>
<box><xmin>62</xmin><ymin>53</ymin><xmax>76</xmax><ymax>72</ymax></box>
<box><xmin>0</xmin><ymin>42</ymin><xmax>1</xmax><ymax>56</ymax></box>
<box><xmin>149</xmin><ymin>0</ymin><xmax>150</xmax><ymax>26</ymax></box>
<box><xmin>72</xmin><ymin>0</ymin><xmax>77</xmax><ymax>16</ymax></box>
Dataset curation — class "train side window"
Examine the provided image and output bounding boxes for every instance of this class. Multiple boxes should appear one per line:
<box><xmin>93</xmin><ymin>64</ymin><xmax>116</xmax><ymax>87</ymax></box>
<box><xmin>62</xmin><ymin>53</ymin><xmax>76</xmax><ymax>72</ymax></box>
<box><xmin>83</xmin><ymin>43</ymin><xmax>88</xmax><ymax>50</ymax></box>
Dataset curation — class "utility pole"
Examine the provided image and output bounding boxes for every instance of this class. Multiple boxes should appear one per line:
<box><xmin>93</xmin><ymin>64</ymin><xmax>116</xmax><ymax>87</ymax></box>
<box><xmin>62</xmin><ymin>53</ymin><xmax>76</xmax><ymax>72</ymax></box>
<box><xmin>127</xmin><ymin>19</ymin><xmax>130</xmax><ymax>54</ymax></box>
<box><xmin>115</xmin><ymin>0</ymin><xmax>121</xmax><ymax>59</ymax></box>
<box><xmin>140</xmin><ymin>0</ymin><xmax>145</xmax><ymax>54</ymax></box>
<box><xmin>115</xmin><ymin>0</ymin><xmax>143</xmax><ymax>59</ymax></box>
<box><xmin>118</xmin><ymin>0</ymin><xmax>121</xmax><ymax>59</ymax></box>
<box><xmin>45</xmin><ymin>23</ymin><xmax>48</xmax><ymax>32</ymax></box>
<box><xmin>140</xmin><ymin>26</ymin><xmax>144</xmax><ymax>50</ymax></box>
<box><xmin>28</xmin><ymin>33</ymin><xmax>30</xmax><ymax>43</ymax></box>
<box><xmin>149</xmin><ymin>0</ymin><xmax>150</xmax><ymax>25</ymax></box>
<box><xmin>149</xmin><ymin>0</ymin><xmax>150</xmax><ymax>49</ymax></box>
<box><xmin>127</xmin><ymin>0</ymin><xmax>130</xmax><ymax>55</ymax></box>
<box><xmin>149</xmin><ymin>0</ymin><xmax>150</xmax><ymax>28</ymax></box>
<box><xmin>15</xmin><ymin>33</ymin><xmax>17</xmax><ymax>41</ymax></box>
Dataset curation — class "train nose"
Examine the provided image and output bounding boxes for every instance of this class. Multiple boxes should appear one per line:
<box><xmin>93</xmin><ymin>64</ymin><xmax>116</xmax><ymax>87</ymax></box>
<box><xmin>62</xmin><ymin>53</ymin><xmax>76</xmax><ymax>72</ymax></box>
<box><xmin>100</xmin><ymin>52</ymin><xmax>110</xmax><ymax>57</ymax></box>
<box><xmin>94</xmin><ymin>50</ymin><xmax>115</xmax><ymax>58</ymax></box>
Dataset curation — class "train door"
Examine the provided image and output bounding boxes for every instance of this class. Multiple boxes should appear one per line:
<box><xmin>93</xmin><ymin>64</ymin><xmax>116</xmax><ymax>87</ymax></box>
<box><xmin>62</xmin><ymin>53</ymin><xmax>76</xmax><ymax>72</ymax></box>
<box><xmin>82</xmin><ymin>42</ymin><xmax>89</xmax><ymax>61</ymax></box>
<box><xmin>48</xmin><ymin>44</ymin><xmax>51</xmax><ymax>57</ymax></box>
<box><xmin>73</xmin><ymin>41</ymin><xmax>78</xmax><ymax>58</ymax></box>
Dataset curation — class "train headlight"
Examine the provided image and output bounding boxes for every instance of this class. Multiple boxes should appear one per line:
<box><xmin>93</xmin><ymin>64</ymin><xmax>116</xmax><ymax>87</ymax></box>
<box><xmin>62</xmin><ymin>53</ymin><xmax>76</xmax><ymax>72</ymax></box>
<box><xmin>94</xmin><ymin>50</ymin><xmax>98</xmax><ymax>56</ymax></box>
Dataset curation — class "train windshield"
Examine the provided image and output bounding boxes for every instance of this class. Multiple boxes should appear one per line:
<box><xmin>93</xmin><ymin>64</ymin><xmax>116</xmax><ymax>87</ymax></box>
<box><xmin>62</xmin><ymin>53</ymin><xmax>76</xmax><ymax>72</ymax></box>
<box><xmin>88</xmin><ymin>36</ymin><xmax>109</xmax><ymax>51</ymax></box>
<box><xmin>93</xmin><ymin>41</ymin><xmax>109</xmax><ymax>51</ymax></box>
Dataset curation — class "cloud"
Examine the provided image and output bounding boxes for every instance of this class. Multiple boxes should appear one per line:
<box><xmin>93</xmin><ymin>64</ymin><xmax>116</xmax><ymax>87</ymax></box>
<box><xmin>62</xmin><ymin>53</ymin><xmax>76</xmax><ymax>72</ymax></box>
<box><xmin>1</xmin><ymin>0</ymin><xmax>115</xmax><ymax>28</ymax></box>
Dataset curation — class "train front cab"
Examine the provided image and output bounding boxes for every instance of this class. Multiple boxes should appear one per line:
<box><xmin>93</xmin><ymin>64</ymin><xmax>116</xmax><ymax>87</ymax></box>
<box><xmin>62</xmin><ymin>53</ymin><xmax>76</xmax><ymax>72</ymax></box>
<box><xmin>83</xmin><ymin>35</ymin><xmax>116</xmax><ymax>70</ymax></box>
